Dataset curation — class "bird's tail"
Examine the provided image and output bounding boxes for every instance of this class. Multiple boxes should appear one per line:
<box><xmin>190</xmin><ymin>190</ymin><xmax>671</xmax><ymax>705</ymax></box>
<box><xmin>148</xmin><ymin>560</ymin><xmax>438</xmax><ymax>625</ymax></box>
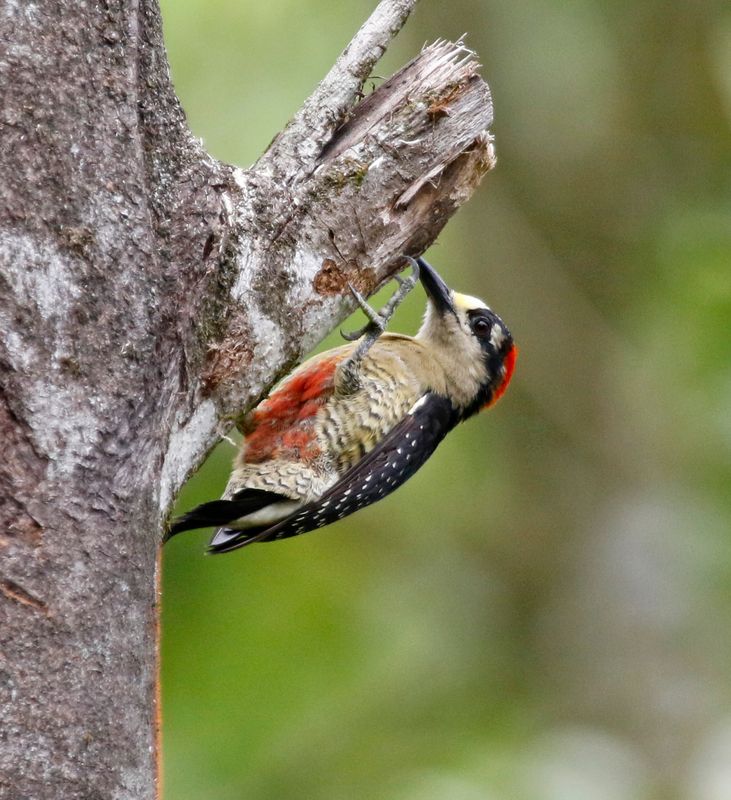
<box><xmin>164</xmin><ymin>489</ymin><xmax>287</xmax><ymax>543</ymax></box>
<box><xmin>206</xmin><ymin>525</ymin><xmax>272</xmax><ymax>554</ymax></box>
<box><xmin>164</xmin><ymin>500</ymin><xmax>244</xmax><ymax>542</ymax></box>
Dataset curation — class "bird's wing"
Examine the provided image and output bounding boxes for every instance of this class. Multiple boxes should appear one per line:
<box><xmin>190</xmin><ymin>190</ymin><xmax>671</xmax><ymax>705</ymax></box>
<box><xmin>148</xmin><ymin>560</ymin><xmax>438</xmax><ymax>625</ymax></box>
<box><xmin>208</xmin><ymin>393</ymin><xmax>460</xmax><ymax>553</ymax></box>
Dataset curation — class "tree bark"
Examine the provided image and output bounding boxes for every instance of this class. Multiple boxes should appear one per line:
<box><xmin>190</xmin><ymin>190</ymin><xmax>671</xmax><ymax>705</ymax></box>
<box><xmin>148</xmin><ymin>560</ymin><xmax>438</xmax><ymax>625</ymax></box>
<box><xmin>0</xmin><ymin>0</ymin><xmax>494</xmax><ymax>797</ymax></box>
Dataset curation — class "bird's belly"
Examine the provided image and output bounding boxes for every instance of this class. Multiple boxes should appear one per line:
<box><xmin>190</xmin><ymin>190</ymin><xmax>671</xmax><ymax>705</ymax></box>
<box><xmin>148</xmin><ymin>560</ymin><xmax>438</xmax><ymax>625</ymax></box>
<box><xmin>318</xmin><ymin>380</ymin><xmax>417</xmax><ymax>473</ymax></box>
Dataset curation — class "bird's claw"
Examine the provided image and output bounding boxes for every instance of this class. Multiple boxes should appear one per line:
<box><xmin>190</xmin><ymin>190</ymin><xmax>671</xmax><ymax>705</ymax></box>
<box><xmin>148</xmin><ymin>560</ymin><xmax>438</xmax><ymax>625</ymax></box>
<box><xmin>340</xmin><ymin>324</ymin><xmax>372</xmax><ymax>342</ymax></box>
<box><xmin>340</xmin><ymin>286</ymin><xmax>384</xmax><ymax>341</ymax></box>
<box><xmin>339</xmin><ymin>257</ymin><xmax>420</xmax><ymax>342</ymax></box>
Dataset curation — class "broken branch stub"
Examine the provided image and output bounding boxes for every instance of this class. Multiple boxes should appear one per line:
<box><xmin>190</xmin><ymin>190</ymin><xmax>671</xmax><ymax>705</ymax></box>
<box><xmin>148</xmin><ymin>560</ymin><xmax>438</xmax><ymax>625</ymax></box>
<box><xmin>260</xmin><ymin>0</ymin><xmax>420</xmax><ymax>171</ymax></box>
<box><xmin>210</xmin><ymin>40</ymin><xmax>495</xmax><ymax>418</ymax></box>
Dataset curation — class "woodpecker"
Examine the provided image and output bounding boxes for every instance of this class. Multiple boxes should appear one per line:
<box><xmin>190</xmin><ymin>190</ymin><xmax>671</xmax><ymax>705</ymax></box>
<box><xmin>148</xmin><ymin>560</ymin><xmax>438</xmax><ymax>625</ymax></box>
<box><xmin>167</xmin><ymin>257</ymin><xmax>517</xmax><ymax>553</ymax></box>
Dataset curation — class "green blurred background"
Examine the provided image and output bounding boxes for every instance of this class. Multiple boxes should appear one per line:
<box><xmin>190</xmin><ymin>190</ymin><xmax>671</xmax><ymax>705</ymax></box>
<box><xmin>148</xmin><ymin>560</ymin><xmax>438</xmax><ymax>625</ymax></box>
<box><xmin>160</xmin><ymin>1</ymin><xmax>731</xmax><ymax>798</ymax></box>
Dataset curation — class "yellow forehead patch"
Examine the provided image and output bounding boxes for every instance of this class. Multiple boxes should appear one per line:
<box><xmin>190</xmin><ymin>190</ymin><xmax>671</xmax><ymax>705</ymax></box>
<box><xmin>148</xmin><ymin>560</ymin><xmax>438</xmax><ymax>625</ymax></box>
<box><xmin>452</xmin><ymin>291</ymin><xmax>489</xmax><ymax>313</ymax></box>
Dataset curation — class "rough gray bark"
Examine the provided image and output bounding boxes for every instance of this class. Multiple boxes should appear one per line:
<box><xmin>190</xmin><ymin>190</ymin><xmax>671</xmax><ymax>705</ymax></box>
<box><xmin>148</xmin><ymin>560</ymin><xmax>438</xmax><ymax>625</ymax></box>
<box><xmin>0</xmin><ymin>0</ymin><xmax>494</xmax><ymax>797</ymax></box>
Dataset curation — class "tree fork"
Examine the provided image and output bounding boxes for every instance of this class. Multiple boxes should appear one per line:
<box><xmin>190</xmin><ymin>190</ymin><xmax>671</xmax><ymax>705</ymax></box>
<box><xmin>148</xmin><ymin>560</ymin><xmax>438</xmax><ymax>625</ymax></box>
<box><xmin>0</xmin><ymin>0</ymin><xmax>494</xmax><ymax>797</ymax></box>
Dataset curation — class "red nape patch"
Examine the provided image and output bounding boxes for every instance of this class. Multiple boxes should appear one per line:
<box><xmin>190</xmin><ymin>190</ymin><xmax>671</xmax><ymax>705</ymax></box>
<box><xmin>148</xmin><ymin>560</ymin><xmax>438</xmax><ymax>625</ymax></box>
<box><xmin>244</xmin><ymin>354</ymin><xmax>342</xmax><ymax>463</ymax></box>
<box><xmin>485</xmin><ymin>344</ymin><xmax>518</xmax><ymax>409</ymax></box>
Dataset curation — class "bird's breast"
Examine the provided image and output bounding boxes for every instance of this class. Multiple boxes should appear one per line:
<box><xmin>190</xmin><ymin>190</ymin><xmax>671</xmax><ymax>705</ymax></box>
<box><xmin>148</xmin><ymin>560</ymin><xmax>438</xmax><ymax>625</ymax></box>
<box><xmin>317</xmin><ymin>358</ymin><xmax>422</xmax><ymax>474</ymax></box>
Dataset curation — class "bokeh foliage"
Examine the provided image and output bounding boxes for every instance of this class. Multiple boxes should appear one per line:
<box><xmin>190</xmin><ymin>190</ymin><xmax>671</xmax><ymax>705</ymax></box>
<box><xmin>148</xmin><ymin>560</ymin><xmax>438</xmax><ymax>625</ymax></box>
<box><xmin>160</xmin><ymin>2</ymin><xmax>731</xmax><ymax>798</ymax></box>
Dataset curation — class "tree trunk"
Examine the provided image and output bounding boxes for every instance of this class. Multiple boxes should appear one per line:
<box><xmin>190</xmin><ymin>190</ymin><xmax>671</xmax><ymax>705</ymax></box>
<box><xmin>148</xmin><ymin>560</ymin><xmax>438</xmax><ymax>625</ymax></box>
<box><xmin>0</xmin><ymin>0</ymin><xmax>494</xmax><ymax>796</ymax></box>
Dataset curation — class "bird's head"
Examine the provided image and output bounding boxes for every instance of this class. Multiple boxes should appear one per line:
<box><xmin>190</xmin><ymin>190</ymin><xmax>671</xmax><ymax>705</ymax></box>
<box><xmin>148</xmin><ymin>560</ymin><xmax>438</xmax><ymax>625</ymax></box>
<box><xmin>415</xmin><ymin>257</ymin><xmax>517</xmax><ymax>416</ymax></box>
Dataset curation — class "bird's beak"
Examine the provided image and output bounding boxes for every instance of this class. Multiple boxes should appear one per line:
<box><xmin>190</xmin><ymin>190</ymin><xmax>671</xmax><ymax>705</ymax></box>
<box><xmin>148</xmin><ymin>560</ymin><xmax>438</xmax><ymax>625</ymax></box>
<box><xmin>416</xmin><ymin>257</ymin><xmax>456</xmax><ymax>316</ymax></box>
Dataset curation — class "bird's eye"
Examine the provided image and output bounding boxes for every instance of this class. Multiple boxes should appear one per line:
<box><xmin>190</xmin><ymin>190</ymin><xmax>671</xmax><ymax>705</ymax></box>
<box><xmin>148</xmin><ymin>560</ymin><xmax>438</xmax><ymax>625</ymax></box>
<box><xmin>471</xmin><ymin>318</ymin><xmax>492</xmax><ymax>338</ymax></box>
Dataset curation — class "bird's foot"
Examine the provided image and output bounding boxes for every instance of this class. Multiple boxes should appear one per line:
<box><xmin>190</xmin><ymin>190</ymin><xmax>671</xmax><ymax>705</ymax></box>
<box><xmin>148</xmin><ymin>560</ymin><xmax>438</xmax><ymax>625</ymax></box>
<box><xmin>340</xmin><ymin>257</ymin><xmax>420</xmax><ymax>342</ymax></box>
<box><xmin>338</xmin><ymin>257</ymin><xmax>420</xmax><ymax>394</ymax></box>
